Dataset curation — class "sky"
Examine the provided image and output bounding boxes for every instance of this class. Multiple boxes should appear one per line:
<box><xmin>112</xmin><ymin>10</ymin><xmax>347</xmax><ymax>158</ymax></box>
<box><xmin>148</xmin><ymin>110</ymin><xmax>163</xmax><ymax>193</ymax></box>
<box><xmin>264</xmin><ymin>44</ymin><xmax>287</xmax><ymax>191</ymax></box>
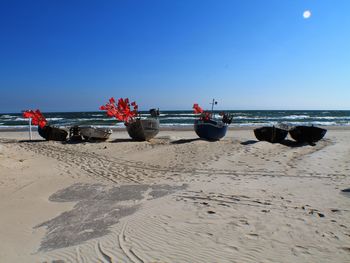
<box><xmin>0</xmin><ymin>0</ymin><xmax>349</xmax><ymax>112</ymax></box>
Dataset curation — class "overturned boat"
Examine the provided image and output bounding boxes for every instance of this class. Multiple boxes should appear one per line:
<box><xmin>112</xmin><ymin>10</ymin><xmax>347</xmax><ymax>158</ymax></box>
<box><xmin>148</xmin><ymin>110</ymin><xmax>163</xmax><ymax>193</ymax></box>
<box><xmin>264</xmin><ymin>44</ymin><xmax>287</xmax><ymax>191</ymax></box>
<box><xmin>194</xmin><ymin>119</ymin><xmax>228</xmax><ymax>141</ymax></box>
<box><xmin>38</xmin><ymin>125</ymin><xmax>68</xmax><ymax>141</ymax></box>
<box><xmin>289</xmin><ymin>125</ymin><xmax>327</xmax><ymax>144</ymax></box>
<box><xmin>126</xmin><ymin>118</ymin><xmax>160</xmax><ymax>141</ymax></box>
<box><xmin>79</xmin><ymin>126</ymin><xmax>112</xmax><ymax>141</ymax></box>
<box><xmin>254</xmin><ymin>126</ymin><xmax>288</xmax><ymax>143</ymax></box>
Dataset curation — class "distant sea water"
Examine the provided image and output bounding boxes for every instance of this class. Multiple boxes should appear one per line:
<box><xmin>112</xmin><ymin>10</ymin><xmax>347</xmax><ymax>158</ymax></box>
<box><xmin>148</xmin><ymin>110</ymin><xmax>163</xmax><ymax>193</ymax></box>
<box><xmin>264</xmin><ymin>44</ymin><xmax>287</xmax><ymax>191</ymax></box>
<box><xmin>0</xmin><ymin>110</ymin><xmax>350</xmax><ymax>130</ymax></box>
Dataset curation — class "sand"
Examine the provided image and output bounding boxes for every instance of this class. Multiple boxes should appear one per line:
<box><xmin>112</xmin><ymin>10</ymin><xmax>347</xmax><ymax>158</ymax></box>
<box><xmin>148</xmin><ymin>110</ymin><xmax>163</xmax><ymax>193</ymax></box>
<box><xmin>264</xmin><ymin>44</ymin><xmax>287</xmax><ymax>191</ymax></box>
<box><xmin>0</xmin><ymin>128</ymin><xmax>349</xmax><ymax>262</ymax></box>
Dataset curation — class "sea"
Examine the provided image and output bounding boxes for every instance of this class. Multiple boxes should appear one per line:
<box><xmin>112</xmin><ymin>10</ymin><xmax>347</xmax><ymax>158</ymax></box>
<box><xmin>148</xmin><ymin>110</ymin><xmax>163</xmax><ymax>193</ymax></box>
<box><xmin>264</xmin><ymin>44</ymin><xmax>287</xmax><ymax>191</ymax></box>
<box><xmin>0</xmin><ymin>110</ymin><xmax>350</xmax><ymax>130</ymax></box>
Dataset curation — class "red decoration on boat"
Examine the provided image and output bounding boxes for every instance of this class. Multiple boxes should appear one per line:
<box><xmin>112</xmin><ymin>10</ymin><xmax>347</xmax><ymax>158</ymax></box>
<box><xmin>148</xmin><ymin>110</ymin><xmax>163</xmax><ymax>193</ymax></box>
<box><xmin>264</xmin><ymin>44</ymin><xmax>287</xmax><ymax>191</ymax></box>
<box><xmin>23</xmin><ymin>110</ymin><xmax>47</xmax><ymax>128</ymax></box>
<box><xmin>193</xmin><ymin>103</ymin><xmax>203</xmax><ymax>114</ymax></box>
<box><xmin>100</xmin><ymin>97</ymin><xmax>139</xmax><ymax>124</ymax></box>
<box><xmin>193</xmin><ymin>103</ymin><xmax>211</xmax><ymax>121</ymax></box>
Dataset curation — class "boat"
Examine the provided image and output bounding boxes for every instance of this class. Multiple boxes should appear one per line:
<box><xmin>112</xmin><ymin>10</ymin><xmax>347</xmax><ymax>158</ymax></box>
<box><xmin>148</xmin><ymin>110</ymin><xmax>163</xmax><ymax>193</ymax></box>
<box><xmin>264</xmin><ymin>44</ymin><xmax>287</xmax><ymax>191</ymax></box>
<box><xmin>69</xmin><ymin>125</ymin><xmax>83</xmax><ymax>141</ymax></box>
<box><xmin>193</xmin><ymin>99</ymin><xmax>231</xmax><ymax>141</ymax></box>
<box><xmin>38</xmin><ymin>125</ymin><xmax>68</xmax><ymax>141</ymax></box>
<box><xmin>254</xmin><ymin>126</ymin><xmax>288</xmax><ymax>143</ymax></box>
<box><xmin>126</xmin><ymin>118</ymin><xmax>160</xmax><ymax>141</ymax></box>
<box><xmin>79</xmin><ymin>126</ymin><xmax>112</xmax><ymax>141</ymax></box>
<box><xmin>289</xmin><ymin>125</ymin><xmax>327</xmax><ymax>144</ymax></box>
<box><xmin>194</xmin><ymin>119</ymin><xmax>228</xmax><ymax>141</ymax></box>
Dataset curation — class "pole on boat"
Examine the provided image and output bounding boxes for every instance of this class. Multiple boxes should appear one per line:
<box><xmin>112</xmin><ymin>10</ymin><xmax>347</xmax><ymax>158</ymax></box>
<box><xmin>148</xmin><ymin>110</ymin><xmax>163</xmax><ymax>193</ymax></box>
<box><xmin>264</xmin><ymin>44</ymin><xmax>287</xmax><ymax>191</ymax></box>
<box><xmin>29</xmin><ymin>118</ymin><xmax>32</xmax><ymax>140</ymax></box>
<box><xmin>210</xmin><ymin>98</ymin><xmax>217</xmax><ymax>115</ymax></box>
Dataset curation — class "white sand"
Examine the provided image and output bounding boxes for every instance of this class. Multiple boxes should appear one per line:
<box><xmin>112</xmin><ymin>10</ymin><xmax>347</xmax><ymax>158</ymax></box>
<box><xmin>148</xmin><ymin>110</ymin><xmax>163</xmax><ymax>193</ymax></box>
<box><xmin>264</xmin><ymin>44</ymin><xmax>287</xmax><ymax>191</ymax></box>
<box><xmin>0</xmin><ymin>128</ymin><xmax>349</xmax><ymax>262</ymax></box>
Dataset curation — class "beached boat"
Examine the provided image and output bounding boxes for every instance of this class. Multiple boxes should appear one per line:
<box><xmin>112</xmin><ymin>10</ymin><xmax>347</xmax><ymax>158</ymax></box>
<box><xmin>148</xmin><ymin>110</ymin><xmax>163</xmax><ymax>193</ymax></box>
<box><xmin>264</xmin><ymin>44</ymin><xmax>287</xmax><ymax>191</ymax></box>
<box><xmin>254</xmin><ymin>126</ymin><xmax>288</xmax><ymax>143</ymax></box>
<box><xmin>38</xmin><ymin>125</ymin><xmax>68</xmax><ymax>141</ymax></box>
<box><xmin>79</xmin><ymin>126</ymin><xmax>112</xmax><ymax>141</ymax></box>
<box><xmin>69</xmin><ymin>125</ymin><xmax>83</xmax><ymax>141</ymax></box>
<box><xmin>289</xmin><ymin>125</ymin><xmax>327</xmax><ymax>144</ymax></box>
<box><xmin>194</xmin><ymin>119</ymin><xmax>228</xmax><ymax>141</ymax></box>
<box><xmin>126</xmin><ymin>118</ymin><xmax>160</xmax><ymax>141</ymax></box>
<box><xmin>193</xmin><ymin>99</ymin><xmax>232</xmax><ymax>141</ymax></box>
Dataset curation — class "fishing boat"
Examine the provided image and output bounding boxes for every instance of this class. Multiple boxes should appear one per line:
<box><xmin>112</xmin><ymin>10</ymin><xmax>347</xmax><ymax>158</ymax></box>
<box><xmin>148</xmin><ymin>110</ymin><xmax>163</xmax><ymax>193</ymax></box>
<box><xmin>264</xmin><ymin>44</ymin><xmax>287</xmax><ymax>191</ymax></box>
<box><xmin>79</xmin><ymin>126</ymin><xmax>112</xmax><ymax>141</ymax></box>
<box><xmin>193</xmin><ymin>99</ymin><xmax>232</xmax><ymax>141</ymax></box>
<box><xmin>100</xmin><ymin>98</ymin><xmax>160</xmax><ymax>141</ymax></box>
<box><xmin>69</xmin><ymin>125</ymin><xmax>83</xmax><ymax>141</ymax></box>
<box><xmin>194</xmin><ymin>119</ymin><xmax>228</xmax><ymax>141</ymax></box>
<box><xmin>289</xmin><ymin>125</ymin><xmax>327</xmax><ymax>144</ymax></box>
<box><xmin>126</xmin><ymin>118</ymin><xmax>160</xmax><ymax>141</ymax></box>
<box><xmin>254</xmin><ymin>126</ymin><xmax>288</xmax><ymax>143</ymax></box>
<box><xmin>38</xmin><ymin>125</ymin><xmax>68</xmax><ymax>141</ymax></box>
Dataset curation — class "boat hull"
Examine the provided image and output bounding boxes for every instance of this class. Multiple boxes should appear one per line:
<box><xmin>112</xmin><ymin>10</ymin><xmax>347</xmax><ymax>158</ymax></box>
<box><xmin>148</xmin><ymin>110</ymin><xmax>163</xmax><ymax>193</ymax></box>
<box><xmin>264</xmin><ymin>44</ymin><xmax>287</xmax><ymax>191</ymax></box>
<box><xmin>126</xmin><ymin>119</ymin><xmax>160</xmax><ymax>141</ymax></box>
<box><xmin>194</xmin><ymin>119</ymin><xmax>228</xmax><ymax>141</ymax></box>
<box><xmin>289</xmin><ymin>126</ymin><xmax>327</xmax><ymax>143</ymax></box>
<box><xmin>254</xmin><ymin>126</ymin><xmax>288</xmax><ymax>143</ymax></box>
<box><xmin>79</xmin><ymin>126</ymin><xmax>112</xmax><ymax>141</ymax></box>
<box><xmin>38</xmin><ymin>126</ymin><xmax>68</xmax><ymax>141</ymax></box>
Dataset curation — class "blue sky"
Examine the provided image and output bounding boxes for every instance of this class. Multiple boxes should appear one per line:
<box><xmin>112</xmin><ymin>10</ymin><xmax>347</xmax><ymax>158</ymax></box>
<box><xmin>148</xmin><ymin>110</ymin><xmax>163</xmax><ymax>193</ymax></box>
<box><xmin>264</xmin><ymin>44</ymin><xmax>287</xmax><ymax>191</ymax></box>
<box><xmin>0</xmin><ymin>0</ymin><xmax>349</xmax><ymax>112</ymax></box>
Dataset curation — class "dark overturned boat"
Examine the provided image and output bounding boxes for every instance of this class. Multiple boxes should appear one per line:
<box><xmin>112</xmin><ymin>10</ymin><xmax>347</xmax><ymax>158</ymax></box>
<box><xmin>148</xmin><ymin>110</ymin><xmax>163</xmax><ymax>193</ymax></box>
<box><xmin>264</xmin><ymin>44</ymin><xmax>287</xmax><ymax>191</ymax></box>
<box><xmin>193</xmin><ymin>100</ymin><xmax>232</xmax><ymax>141</ymax></box>
<box><xmin>38</xmin><ymin>125</ymin><xmax>68</xmax><ymax>141</ymax></box>
<box><xmin>126</xmin><ymin>109</ymin><xmax>160</xmax><ymax>141</ymax></box>
<box><xmin>289</xmin><ymin>125</ymin><xmax>327</xmax><ymax>144</ymax></box>
<box><xmin>254</xmin><ymin>126</ymin><xmax>288</xmax><ymax>143</ymax></box>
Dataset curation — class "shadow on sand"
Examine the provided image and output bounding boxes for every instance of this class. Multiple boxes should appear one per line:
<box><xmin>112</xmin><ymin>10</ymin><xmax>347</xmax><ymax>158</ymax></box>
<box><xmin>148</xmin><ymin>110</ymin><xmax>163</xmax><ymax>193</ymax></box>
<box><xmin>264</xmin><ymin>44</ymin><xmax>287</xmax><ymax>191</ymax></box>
<box><xmin>280</xmin><ymin>139</ymin><xmax>315</xmax><ymax>147</ymax></box>
<box><xmin>110</xmin><ymin>138</ymin><xmax>136</xmax><ymax>143</ymax></box>
<box><xmin>240</xmin><ymin>140</ymin><xmax>258</xmax><ymax>145</ymax></box>
<box><xmin>19</xmin><ymin>139</ymin><xmax>45</xmax><ymax>143</ymax></box>
<box><xmin>240</xmin><ymin>139</ymin><xmax>314</xmax><ymax>147</ymax></box>
<box><xmin>171</xmin><ymin>138</ymin><xmax>203</xmax><ymax>144</ymax></box>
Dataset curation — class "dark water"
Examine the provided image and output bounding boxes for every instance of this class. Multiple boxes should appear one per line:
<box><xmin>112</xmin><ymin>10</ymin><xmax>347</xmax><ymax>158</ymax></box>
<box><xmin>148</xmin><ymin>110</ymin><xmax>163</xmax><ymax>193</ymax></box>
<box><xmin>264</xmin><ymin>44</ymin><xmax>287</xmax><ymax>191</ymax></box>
<box><xmin>1</xmin><ymin>110</ymin><xmax>350</xmax><ymax>129</ymax></box>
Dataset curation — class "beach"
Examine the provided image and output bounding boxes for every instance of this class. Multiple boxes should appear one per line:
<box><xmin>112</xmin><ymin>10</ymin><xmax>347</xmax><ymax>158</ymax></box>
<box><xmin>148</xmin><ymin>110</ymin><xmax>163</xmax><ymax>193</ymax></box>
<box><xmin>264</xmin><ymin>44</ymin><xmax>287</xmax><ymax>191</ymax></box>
<box><xmin>0</xmin><ymin>128</ymin><xmax>349</xmax><ymax>262</ymax></box>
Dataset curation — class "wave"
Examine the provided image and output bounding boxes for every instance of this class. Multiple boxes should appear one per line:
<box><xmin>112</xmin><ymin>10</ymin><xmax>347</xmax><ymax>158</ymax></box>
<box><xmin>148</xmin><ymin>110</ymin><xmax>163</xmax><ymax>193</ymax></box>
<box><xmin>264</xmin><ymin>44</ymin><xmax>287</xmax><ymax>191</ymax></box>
<box><xmin>281</xmin><ymin>115</ymin><xmax>310</xmax><ymax>119</ymax></box>
<box><xmin>160</xmin><ymin>117</ymin><xmax>196</xmax><ymax>120</ymax></box>
<box><xmin>14</xmin><ymin>117</ymin><xmax>27</xmax><ymax>121</ymax></box>
<box><xmin>46</xmin><ymin>118</ymin><xmax>64</xmax><ymax>121</ymax></box>
<box><xmin>0</xmin><ymin>115</ymin><xmax>16</xmax><ymax>119</ymax></box>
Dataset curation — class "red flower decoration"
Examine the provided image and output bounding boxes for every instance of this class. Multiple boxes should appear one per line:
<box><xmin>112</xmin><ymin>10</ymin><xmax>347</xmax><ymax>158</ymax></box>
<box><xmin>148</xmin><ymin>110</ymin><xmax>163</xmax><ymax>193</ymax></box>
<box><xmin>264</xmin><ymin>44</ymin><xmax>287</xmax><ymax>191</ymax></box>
<box><xmin>100</xmin><ymin>97</ymin><xmax>139</xmax><ymax>124</ymax></box>
<box><xmin>193</xmin><ymin>103</ymin><xmax>203</xmax><ymax>114</ymax></box>
<box><xmin>193</xmin><ymin>103</ymin><xmax>211</xmax><ymax>121</ymax></box>
<box><xmin>23</xmin><ymin>110</ymin><xmax>47</xmax><ymax>128</ymax></box>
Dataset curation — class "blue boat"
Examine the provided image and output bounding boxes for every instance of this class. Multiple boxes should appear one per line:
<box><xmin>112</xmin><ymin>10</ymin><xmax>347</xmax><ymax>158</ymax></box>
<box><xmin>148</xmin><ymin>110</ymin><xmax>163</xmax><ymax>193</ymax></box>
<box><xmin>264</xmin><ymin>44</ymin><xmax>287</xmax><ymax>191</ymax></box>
<box><xmin>193</xmin><ymin>99</ymin><xmax>231</xmax><ymax>141</ymax></box>
<box><xmin>194</xmin><ymin>119</ymin><xmax>228</xmax><ymax>141</ymax></box>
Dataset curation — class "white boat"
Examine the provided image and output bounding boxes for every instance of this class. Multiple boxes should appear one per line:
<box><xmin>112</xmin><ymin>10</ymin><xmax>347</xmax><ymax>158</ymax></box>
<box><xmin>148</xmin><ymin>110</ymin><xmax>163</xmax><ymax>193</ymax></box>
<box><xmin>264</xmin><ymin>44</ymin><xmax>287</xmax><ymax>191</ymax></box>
<box><xmin>79</xmin><ymin>126</ymin><xmax>112</xmax><ymax>141</ymax></box>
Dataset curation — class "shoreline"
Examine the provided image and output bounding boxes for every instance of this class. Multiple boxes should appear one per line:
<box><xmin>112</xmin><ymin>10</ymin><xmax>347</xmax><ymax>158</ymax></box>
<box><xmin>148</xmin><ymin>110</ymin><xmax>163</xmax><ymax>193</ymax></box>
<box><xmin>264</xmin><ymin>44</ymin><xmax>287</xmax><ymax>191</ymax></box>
<box><xmin>1</xmin><ymin>125</ymin><xmax>350</xmax><ymax>133</ymax></box>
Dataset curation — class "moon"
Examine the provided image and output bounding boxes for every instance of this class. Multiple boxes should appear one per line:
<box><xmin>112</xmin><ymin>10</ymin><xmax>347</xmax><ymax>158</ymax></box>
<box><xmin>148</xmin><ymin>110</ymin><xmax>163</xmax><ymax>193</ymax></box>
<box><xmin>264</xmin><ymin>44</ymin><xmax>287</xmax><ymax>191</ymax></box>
<box><xmin>303</xmin><ymin>10</ymin><xmax>312</xmax><ymax>19</ymax></box>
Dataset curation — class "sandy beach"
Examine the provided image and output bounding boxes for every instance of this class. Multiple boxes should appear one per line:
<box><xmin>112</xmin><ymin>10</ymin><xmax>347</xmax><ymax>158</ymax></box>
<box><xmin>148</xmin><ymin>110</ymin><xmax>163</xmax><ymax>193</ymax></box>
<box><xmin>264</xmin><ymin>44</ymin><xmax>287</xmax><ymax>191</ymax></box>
<box><xmin>0</xmin><ymin>128</ymin><xmax>349</xmax><ymax>262</ymax></box>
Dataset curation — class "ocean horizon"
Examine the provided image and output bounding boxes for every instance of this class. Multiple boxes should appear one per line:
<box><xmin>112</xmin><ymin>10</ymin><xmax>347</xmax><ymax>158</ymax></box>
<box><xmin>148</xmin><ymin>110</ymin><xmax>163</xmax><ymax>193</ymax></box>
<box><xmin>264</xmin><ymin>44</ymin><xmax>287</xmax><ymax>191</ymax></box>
<box><xmin>1</xmin><ymin>110</ymin><xmax>350</xmax><ymax>129</ymax></box>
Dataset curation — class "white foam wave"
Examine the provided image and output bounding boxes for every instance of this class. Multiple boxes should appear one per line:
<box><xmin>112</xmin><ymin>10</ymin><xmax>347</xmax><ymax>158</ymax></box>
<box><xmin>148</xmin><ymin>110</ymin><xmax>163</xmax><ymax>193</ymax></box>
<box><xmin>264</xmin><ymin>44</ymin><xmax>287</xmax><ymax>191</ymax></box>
<box><xmin>14</xmin><ymin>117</ymin><xmax>26</xmax><ymax>121</ymax></box>
<box><xmin>46</xmin><ymin>118</ymin><xmax>64</xmax><ymax>121</ymax></box>
<box><xmin>0</xmin><ymin>115</ymin><xmax>16</xmax><ymax>119</ymax></box>
<box><xmin>160</xmin><ymin>123</ymin><xmax>193</xmax><ymax>127</ymax></box>
<box><xmin>281</xmin><ymin>115</ymin><xmax>310</xmax><ymax>119</ymax></box>
<box><xmin>161</xmin><ymin>117</ymin><xmax>196</xmax><ymax>120</ymax></box>
<box><xmin>313</xmin><ymin>116</ymin><xmax>350</xmax><ymax>120</ymax></box>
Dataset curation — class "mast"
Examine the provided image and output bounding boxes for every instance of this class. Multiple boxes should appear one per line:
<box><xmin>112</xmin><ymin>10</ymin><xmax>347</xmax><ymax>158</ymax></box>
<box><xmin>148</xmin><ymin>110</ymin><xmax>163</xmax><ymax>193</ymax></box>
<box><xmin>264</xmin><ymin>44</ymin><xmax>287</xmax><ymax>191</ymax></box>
<box><xmin>210</xmin><ymin>98</ymin><xmax>217</xmax><ymax>114</ymax></box>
